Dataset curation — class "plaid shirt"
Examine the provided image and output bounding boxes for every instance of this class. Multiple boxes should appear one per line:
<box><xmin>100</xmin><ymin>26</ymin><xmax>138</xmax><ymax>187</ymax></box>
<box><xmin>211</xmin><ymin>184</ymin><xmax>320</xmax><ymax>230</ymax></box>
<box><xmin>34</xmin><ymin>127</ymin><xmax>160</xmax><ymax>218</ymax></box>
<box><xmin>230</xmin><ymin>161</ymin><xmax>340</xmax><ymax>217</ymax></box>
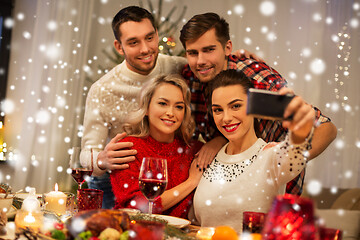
<box><xmin>182</xmin><ymin>55</ymin><xmax>331</xmax><ymax>195</ymax></box>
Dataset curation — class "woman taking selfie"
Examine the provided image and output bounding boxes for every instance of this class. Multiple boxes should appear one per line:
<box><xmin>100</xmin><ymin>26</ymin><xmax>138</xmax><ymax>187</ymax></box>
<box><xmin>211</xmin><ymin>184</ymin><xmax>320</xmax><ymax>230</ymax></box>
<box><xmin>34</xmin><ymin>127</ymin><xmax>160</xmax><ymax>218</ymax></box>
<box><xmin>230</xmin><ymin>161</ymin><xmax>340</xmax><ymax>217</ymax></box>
<box><xmin>192</xmin><ymin>69</ymin><xmax>315</xmax><ymax>232</ymax></box>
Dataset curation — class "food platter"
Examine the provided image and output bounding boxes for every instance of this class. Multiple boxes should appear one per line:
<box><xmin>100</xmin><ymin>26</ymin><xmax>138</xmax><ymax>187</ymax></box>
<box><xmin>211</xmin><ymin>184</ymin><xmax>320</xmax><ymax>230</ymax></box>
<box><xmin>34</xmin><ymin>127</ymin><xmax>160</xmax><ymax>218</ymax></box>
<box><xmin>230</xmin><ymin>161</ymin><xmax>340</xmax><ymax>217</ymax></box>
<box><xmin>66</xmin><ymin>209</ymin><xmax>195</xmax><ymax>240</ymax></box>
<box><xmin>152</xmin><ymin>214</ymin><xmax>191</xmax><ymax>228</ymax></box>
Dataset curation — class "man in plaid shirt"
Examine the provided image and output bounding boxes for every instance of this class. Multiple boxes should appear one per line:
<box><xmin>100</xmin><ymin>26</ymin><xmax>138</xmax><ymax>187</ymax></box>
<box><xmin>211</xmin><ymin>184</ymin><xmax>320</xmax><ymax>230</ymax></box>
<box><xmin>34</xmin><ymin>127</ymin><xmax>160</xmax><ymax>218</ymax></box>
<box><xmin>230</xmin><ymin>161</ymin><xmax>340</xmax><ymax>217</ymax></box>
<box><xmin>179</xmin><ymin>13</ymin><xmax>337</xmax><ymax>195</ymax></box>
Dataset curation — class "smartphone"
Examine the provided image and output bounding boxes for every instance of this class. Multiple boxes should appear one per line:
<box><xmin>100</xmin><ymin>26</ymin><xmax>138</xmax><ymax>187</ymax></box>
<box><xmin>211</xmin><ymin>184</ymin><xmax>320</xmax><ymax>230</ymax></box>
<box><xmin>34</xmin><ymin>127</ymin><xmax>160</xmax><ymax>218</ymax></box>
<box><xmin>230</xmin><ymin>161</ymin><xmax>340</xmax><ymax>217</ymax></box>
<box><xmin>246</xmin><ymin>88</ymin><xmax>294</xmax><ymax>120</ymax></box>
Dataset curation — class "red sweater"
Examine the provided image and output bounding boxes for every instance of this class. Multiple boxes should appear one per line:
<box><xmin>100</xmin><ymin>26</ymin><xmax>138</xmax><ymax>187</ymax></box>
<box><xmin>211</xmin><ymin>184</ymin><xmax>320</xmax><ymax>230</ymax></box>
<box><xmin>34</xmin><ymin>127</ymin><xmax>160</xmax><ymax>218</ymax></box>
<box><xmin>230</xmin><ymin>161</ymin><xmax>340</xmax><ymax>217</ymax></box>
<box><xmin>110</xmin><ymin>135</ymin><xmax>202</xmax><ymax>219</ymax></box>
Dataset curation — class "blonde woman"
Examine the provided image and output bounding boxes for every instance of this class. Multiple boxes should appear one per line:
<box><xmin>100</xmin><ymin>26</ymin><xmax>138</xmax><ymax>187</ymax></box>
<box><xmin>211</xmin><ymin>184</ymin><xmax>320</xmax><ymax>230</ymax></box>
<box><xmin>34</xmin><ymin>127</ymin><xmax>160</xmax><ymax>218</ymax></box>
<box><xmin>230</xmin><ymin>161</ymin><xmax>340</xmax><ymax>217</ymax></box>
<box><xmin>110</xmin><ymin>74</ymin><xmax>202</xmax><ymax>218</ymax></box>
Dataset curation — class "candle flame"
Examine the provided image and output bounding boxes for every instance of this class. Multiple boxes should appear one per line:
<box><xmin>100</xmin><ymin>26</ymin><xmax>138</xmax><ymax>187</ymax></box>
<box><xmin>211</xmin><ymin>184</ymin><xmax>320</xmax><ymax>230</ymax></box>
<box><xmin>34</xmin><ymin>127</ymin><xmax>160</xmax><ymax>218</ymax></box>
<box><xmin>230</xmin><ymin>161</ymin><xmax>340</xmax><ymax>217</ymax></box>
<box><xmin>54</xmin><ymin>183</ymin><xmax>59</xmax><ymax>191</ymax></box>
<box><xmin>24</xmin><ymin>212</ymin><xmax>36</xmax><ymax>223</ymax></box>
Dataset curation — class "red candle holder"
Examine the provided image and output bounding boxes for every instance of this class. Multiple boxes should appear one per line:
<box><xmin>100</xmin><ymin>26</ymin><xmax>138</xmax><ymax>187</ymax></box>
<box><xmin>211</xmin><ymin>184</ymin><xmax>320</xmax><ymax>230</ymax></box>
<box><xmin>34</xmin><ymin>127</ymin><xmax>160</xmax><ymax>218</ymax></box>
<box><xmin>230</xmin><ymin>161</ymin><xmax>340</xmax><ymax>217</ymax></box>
<box><xmin>319</xmin><ymin>227</ymin><xmax>342</xmax><ymax>240</ymax></box>
<box><xmin>243</xmin><ymin>211</ymin><xmax>266</xmax><ymax>233</ymax></box>
<box><xmin>129</xmin><ymin>220</ymin><xmax>165</xmax><ymax>240</ymax></box>
<box><xmin>262</xmin><ymin>194</ymin><xmax>318</xmax><ymax>240</ymax></box>
<box><xmin>77</xmin><ymin>189</ymin><xmax>103</xmax><ymax>212</ymax></box>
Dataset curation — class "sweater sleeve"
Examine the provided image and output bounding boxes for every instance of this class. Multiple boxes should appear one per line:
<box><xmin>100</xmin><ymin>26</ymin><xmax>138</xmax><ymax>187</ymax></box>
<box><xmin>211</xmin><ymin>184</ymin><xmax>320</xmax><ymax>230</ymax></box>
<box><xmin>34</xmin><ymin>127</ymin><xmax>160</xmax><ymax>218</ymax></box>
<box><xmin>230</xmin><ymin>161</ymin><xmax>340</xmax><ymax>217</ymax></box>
<box><xmin>265</xmin><ymin>129</ymin><xmax>314</xmax><ymax>186</ymax></box>
<box><xmin>80</xmin><ymin>82</ymin><xmax>110</xmax><ymax>175</ymax></box>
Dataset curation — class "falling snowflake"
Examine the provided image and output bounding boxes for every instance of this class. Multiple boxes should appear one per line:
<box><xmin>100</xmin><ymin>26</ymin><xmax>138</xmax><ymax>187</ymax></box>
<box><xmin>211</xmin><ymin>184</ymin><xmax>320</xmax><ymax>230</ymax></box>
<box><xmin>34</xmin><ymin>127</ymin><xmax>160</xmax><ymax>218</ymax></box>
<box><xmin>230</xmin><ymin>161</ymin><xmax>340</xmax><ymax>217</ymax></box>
<box><xmin>334</xmin><ymin>139</ymin><xmax>345</xmax><ymax>150</ymax></box>
<box><xmin>4</xmin><ymin>18</ymin><xmax>14</xmax><ymax>28</ymax></box>
<box><xmin>1</xmin><ymin>99</ymin><xmax>15</xmax><ymax>114</ymax></box>
<box><xmin>306</xmin><ymin>179</ymin><xmax>322</xmax><ymax>195</ymax></box>
<box><xmin>301</xmin><ymin>48</ymin><xmax>312</xmax><ymax>58</ymax></box>
<box><xmin>309</xmin><ymin>58</ymin><xmax>326</xmax><ymax>75</ymax></box>
<box><xmin>350</xmin><ymin>18</ymin><xmax>359</xmax><ymax>28</ymax></box>
<box><xmin>47</xmin><ymin>21</ymin><xmax>58</xmax><ymax>31</ymax></box>
<box><xmin>259</xmin><ymin>1</ymin><xmax>276</xmax><ymax>16</ymax></box>
<box><xmin>266</xmin><ymin>32</ymin><xmax>277</xmax><ymax>42</ymax></box>
<box><xmin>17</xmin><ymin>12</ymin><xmax>25</xmax><ymax>21</ymax></box>
<box><xmin>312</xmin><ymin>13</ymin><xmax>322</xmax><ymax>22</ymax></box>
<box><xmin>36</xmin><ymin>110</ymin><xmax>51</xmax><ymax>125</ymax></box>
<box><xmin>242</xmin><ymin>37</ymin><xmax>252</xmax><ymax>45</ymax></box>
<box><xmin>234</xmin><ymin>4</ymin><xmax>245</xmax><ymax>15</ymax></box>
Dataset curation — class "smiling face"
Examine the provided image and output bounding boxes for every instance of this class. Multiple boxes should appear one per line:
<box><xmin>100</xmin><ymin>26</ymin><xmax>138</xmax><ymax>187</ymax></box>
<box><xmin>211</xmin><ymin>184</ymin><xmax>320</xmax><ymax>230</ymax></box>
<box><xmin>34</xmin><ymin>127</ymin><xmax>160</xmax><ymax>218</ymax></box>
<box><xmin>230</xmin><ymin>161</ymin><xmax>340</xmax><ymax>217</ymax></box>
<box><xmin>211</xmin><ymin>84</ymin><xmax>257</xmax><ymax>152</ymax></box>
<box><xmin>185</xmin><ymin>28</ymin><xmax>232</xmax><ymax>83</ymax></box>
<box><xmin>114</xmin><ymin>18</ymin><xmax>159</xmax><ymax>75</ymax></box>
<box><xmin>147</xmin><ymin>83</ymin><xmax>185</xmax><ymax>143</ymax></box>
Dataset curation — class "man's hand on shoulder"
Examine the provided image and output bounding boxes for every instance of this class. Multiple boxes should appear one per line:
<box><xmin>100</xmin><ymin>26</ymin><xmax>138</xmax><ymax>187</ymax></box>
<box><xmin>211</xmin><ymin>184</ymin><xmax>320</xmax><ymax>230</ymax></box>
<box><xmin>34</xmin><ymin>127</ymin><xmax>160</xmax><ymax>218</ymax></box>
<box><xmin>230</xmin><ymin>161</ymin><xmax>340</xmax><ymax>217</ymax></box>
<box><xmin>97</xmin><ymin>132</ymin><xmax>137</xmax><ymax>171</ymax></box>
<box><xmin>233</xmin><ymin>49</ymin><xmax>264</xmax><ymax>62</ymax></box>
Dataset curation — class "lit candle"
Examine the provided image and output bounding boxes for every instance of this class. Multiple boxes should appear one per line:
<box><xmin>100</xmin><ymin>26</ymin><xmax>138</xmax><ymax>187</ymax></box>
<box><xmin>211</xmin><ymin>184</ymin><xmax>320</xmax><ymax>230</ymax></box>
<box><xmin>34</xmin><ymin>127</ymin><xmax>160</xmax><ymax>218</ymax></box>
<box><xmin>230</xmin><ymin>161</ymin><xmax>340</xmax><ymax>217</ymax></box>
<box><xmin>45</xmin><ymin>183</ymin><xmax>67</xmax><ymax>215</ymax></box>
<box><xmin>14</xmin><ymin>210</ymin><xmax>43</xmax><ymax>233</ymax></box>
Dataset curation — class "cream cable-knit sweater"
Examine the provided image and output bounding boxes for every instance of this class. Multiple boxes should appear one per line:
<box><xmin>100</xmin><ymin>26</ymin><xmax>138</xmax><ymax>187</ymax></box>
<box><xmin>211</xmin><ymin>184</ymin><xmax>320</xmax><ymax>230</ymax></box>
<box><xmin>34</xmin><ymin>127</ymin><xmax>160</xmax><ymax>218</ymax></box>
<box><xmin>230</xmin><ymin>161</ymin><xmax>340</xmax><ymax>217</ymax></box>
<box><xmin>80</xmin><ymin>54</ymin><xmax>187</xmax><ymax>175</ymax></box>
<box><xmin>193</xmin><ymin>133</ymin><xmax>311</xmax><ymax>233</ymax></box>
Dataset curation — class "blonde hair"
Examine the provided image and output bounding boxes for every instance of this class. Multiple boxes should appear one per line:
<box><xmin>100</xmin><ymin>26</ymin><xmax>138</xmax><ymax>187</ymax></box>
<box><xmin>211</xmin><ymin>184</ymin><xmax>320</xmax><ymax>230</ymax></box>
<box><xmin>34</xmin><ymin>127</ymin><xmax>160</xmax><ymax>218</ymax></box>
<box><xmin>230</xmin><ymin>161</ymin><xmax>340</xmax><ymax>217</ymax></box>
<box><xmin>123</xmin><ymin>74</ymin><xmax>195</xmax><ymax>145</ymax></box>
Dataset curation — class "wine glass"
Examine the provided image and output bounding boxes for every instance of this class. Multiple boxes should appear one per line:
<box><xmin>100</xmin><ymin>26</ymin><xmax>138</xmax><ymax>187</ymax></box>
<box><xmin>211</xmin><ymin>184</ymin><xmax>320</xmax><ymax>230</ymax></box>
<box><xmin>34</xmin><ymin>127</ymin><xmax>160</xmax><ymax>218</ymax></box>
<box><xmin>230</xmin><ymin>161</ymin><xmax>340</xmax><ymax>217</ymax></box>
<box><xmin>69</xmin><ymin>147</ymin><xmax>93</xmax><ymax>189</ymax></box>
<box><xmin>139</xmin><ymin>157</ymin><xmax>168</xmax><ymax>214</ymax></box>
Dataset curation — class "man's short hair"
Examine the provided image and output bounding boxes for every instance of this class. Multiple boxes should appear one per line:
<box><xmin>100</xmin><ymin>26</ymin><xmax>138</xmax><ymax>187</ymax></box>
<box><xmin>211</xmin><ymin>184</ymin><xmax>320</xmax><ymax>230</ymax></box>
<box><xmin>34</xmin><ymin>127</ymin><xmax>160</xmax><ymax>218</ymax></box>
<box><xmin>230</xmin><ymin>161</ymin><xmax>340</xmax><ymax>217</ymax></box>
<box><xmin>180</xmin><ymin>12</ymin><xmax>230</xmax><ymax>49</ymax></box>
<box><xmin>112</xmin><ymin>6</ymin><xmax>156</xmax><ymax>42</ymax></box>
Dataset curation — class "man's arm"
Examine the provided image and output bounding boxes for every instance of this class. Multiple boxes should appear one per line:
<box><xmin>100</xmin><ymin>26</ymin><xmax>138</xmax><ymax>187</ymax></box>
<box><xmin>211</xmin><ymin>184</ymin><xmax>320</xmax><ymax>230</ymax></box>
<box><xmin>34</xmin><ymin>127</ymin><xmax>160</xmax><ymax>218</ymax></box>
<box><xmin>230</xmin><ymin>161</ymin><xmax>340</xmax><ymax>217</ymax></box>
<box><xmin>80</xmin><ymin>85</ymin><xmax>136</xmax><ymax>176</ymax></box>
<box><xmin>308</xmin><ymin>122</ymin><xmax>337</xmax><ymax>160</ymax></box>
<box><xmin>80</xmin><ymin>84</ymin><xmax>111</xmax><ymax>175</ymax></box>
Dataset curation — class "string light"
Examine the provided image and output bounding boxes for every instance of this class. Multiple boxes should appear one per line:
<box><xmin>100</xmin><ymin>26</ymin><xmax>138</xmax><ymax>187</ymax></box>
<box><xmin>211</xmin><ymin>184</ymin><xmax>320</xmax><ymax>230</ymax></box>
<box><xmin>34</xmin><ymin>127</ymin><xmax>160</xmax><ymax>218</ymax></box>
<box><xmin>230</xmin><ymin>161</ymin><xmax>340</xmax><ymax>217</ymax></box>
<box><xmin>334</xmin><ymin>26</ymin><xmax>351</xmax><ymax>106</ymax></box>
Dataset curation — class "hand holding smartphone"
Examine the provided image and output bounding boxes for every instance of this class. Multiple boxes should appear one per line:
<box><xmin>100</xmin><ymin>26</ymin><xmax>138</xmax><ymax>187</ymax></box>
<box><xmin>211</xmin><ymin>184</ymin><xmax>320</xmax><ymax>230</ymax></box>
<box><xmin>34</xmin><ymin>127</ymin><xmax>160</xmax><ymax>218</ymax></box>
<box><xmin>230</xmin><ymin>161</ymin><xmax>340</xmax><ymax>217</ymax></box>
<box><xmin>247</xmin><ymin>88</ymin><xmax>295</xmax><ymax>120</ymax></box>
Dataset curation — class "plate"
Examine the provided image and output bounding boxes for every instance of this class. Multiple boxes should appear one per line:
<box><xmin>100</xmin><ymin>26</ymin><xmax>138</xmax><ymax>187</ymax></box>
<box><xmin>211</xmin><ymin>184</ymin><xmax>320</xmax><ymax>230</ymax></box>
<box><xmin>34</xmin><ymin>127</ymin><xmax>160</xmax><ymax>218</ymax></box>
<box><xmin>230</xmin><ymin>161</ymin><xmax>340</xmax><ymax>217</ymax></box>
<box><xmin>6</xmin><ymin>206</ymin><xmax>17</xmax><ymax>219</ymax></box>
<box><xmin>119</xmin><ymin>208</ymin><xmax>141</xmax><ymax>215</ymax></box>
<box><xmin>152</xmin><ymin>214</ymin><xmax>191</xmax><ymax>228</ymax></box>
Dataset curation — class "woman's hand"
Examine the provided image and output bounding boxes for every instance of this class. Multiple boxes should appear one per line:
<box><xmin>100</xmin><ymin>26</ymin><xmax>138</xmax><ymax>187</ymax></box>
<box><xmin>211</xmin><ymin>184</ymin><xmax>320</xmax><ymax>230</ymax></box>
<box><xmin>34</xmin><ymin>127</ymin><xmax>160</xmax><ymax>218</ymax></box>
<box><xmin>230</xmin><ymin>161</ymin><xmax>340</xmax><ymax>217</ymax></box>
<box><xmin>280</xmin><ymin>88</ymin><xmax>315</xmax><ymax>143</ymax></box>
<box><xmin>195</xmin><ymin>136</ymin><xmax>227</xmax><ymax>171</ymax></box>
<box><xmin>188</xmin><ymin>158</ymin><xmax>203</xmax><ymax>186</ymax></box>
<box><xmin>232</xmin><ymin>49</ymin><xmax>264</xmax><ymax>62</ymax></box>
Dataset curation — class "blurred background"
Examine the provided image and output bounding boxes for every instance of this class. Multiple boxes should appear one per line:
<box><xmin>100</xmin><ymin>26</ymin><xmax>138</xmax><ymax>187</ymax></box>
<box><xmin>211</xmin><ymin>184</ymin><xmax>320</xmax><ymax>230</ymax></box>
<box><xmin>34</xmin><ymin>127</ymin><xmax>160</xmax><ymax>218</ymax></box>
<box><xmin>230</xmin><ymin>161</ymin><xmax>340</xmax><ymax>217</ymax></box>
<box><xmin>0</xmin><ymin>0</ymin><xmax>359</xmax><ymax>196</ymax></box>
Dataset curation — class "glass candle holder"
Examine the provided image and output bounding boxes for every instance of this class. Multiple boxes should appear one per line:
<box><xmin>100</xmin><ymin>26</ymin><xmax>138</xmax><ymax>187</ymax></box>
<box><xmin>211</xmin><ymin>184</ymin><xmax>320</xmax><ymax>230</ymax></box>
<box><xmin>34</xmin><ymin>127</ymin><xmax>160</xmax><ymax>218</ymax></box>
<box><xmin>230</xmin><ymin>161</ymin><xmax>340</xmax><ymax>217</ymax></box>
<box><xmin>243</xmin><ymin>211</ymin><xmax>266</xmax><ymax>234</ymax></box>
<box><xmin>262</xmin><ymin>194</ymin><xmax>317</xmax><ymax>240</ymax></box>
<box><xmin>14</xmin><ymin>210</ymin><xmax>43</xmax><ymax>233</ymax></box>
<box><xmin>319</xmin><ymin>227</ymin><xmax>342</xmax><ymax>240</ymax></box>
<box><xmin>77</xmin><ymin>189</ymin><xmax>103</xmax><ymax>211</ymax></box>
<box><xmin>129</xmin><ymin>220</ymin><xmax>165</xmax><ymax>240</ymax></box>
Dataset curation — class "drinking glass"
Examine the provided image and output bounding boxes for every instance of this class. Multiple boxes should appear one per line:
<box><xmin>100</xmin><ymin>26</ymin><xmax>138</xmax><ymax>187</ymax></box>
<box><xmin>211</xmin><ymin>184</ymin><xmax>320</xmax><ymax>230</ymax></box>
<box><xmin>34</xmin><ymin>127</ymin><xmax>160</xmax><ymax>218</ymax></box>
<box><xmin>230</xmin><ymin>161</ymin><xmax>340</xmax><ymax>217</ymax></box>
<box><xmin>138</xmin><ymin>157</ymin><xmax>168</xmax><ymax>214</ymax></box>
<box><xmin>243</xmin><ymin>211</ymin><xmax>266</xmax><ymax>234</ymax></box>
<box><xmin>319</xmin><ymin>227</ymin><xmax>343</xmax><ymax>240</ymax></box>
<box><xmin>77</xmin><ymin>189</ymin><xmax>103</xmax><ymax>212</ymax></box>
<box><xmin>262</xmin><ymin>194</ymin><xmax>317</xmax><ymax>239</ymax></box>
<box><xmin>69</xmin><ymin>147</ymin><xmax>93</xmax><ymax>189</ymax></box>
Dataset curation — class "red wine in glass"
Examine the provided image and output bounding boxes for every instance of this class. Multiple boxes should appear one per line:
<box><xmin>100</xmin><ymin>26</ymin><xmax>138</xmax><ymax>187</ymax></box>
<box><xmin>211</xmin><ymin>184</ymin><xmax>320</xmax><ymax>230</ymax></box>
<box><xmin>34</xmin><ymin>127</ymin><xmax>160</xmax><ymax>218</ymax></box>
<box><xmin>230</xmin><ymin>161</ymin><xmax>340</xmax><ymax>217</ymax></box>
<box><xmin>139</xmin><ymin>179</ymin><xmax>167</xmax><ymax>200</ymax></box>
<box><xmin>71</xmin><ymin>168</ymin><xmax>93</xmax><ymax>186</ymax></box>
<box><xmin>139</xmin><ymin>157</ymin><xmax>168</xmax><ymax>214</ymax></box>
<box><xmin>69</xmin><ymin>147</ymin><xmax>93</xmax><ymax>189</ymax></box>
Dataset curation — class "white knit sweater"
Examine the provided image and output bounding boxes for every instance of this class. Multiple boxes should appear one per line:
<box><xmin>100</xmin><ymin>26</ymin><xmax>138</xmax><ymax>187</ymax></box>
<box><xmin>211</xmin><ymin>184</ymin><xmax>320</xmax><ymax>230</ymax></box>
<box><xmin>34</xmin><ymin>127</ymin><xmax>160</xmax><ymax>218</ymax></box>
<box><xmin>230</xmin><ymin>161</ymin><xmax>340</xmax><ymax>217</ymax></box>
<box><xmin>80</xmin><ymin>54</ymin><xmax>187</xmax><ymax>175</ymax></box>
<box><xmin>193</xmin><ymin>134</ymin><xmax>311</xmax><ymax>233</ymax></box>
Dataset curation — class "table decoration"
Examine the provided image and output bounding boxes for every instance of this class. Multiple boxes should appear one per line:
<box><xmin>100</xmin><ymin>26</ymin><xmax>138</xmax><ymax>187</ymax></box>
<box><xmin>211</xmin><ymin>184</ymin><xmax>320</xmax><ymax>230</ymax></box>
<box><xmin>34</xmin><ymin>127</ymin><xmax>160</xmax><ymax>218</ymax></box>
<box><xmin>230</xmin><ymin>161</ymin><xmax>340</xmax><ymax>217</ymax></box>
<box><xmin>261</xmin><ymin>194</ymin><xmax>317</xmax><ymax>240</ymax></box>
<box><xmin>195</xmin><ymin>227</ymin><xmax>215</xmax><ymax>240</ymax></box>
<box><xmin>14</xmin><ymin>187</ymin><xmax>44</xmax><ymax>233</ymax></box>
<box><xmin>130</xmin><ymin>219</ymin><xmax>166</xmax><ymax>240</ymax></box>
<box><xmin>66</xmin><ymin>209</ymin><xmax>195</xmax><ymax>240</ymax></box>
<box><xmin>76</xmin><ymin>188</ymin><xmax>103</xmax><ymax>211</ymax></box>
<box><xmin>14</xmin><ymin>210</ymin><xmax>44</xmax><ymax>233</ymax></box>
<box><xmin>45</xmin><ymin>184</ymin><xmax>67</xmax><ymax>215</ymax></box>
<box><xmin>319</xmin><ymin>226</ymin><xmax>342</xmax><ymax>240</ymax></box>
<box><xmin>242</xmin><ymin>211</ymin><xmax>266</xmax><ymax>234</ymax></box>
<box><xmin>0</xmin><ymin>193</ymin><xmax>13</xmax><ymax>214</ymax></box>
